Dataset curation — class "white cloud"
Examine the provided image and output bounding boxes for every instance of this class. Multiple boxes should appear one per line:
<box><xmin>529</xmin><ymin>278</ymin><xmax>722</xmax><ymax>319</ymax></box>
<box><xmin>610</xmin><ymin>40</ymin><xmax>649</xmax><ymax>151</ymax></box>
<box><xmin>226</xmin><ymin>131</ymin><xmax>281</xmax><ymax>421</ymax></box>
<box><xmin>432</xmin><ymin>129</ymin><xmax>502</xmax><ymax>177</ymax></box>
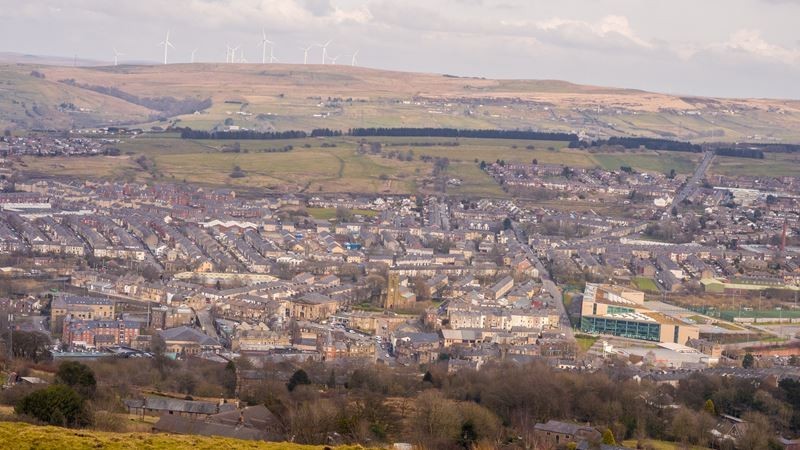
<box><xmin>532</xmin><ymin>15</ymin><xmax>653</xmax><ymax>50</ymax></box>
<box><xmin>723</xmin><ymin>28</ymin><xmax>799</xmax><ymax>63</ymax></box>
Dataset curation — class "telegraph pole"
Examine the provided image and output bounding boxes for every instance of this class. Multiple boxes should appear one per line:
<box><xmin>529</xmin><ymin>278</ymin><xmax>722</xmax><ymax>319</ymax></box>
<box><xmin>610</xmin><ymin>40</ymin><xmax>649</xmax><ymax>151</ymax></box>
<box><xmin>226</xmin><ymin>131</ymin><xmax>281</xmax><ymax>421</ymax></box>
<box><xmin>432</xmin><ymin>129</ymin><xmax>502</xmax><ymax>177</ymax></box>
<box><xmin>6</xmin><ymin>313</ymin><xmax>13</xmax><ymax>367</ymax></box>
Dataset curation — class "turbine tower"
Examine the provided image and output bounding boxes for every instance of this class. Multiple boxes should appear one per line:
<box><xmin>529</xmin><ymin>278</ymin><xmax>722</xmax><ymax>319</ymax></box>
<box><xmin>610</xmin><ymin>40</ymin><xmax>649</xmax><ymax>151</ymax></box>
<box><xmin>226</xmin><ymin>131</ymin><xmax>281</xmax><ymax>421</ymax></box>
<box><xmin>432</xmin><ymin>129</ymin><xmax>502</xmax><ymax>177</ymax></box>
<box><xmin>231</xmin><ymin>45</ymin><xmax>240</xmax><ymax>63</ymax></box>
<box><xmin>319</xmin><ymin>40</ymin><xmax>331</xmax><ymax>64</ymax></box>
<box><xmin>158</xmin><ymin>30</ymin><xmax>174</xmax><ymax>65</ymax></box>
<box><xmin>329</xmin><ymin>54</ymin><xmax>340</xmax><ymax>65</ymax></box>
<box><xmin>112</xmin><ymin>48</ymin><xmax>124</xmax><ymax>66</ymax></box>
<box><xmin>225</xmin><ymin>44</ymin><xmax>232</xmax><ymax>63</ymax></box>
<box><xmin>301</xmin><ymin>45</ymin><xmax>313</xmax><ymax>64</ymax></box>
<box><xmin>190</xmin><ymin>48</ymin><xmax>198</xmax><ymax>63</ymax></box>
<box><xmin>350</xmin><ymin>50</ymin><xmax>359</xmax><ymax>66</ymax></box>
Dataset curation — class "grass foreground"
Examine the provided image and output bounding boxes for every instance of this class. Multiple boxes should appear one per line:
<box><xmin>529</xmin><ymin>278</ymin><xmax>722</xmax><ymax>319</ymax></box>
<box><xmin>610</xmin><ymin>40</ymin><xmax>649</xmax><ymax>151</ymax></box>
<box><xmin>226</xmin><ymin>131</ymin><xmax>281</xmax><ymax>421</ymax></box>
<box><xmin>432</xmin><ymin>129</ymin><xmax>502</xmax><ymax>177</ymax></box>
<box><xmin>0</xmin><ymin>421</ymin><xmax>369</xmax><ymax>450</ymax></box>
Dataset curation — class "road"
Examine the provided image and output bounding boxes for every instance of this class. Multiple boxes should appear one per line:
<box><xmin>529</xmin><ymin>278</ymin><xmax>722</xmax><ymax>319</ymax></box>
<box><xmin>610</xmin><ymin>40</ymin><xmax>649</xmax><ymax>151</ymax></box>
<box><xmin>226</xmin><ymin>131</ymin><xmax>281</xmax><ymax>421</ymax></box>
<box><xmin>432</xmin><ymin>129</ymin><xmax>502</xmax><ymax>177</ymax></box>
<box><xmin>513</xmin><ymin>223</ymin><xmax>575</xmax><ymax>340</ymax></box>
<box><xmin>543</xmin><ymin>279</ymin><xmax>574</xmax><ymax>340</ymax></box>
<box><xmin>674</xmin><ymin>151</ymin><xmax>714</xmax><ymax>205</ymax></box>
<box><xmin>196</xmin><ymin>308</ymin><xmax>220</xmax><ymax>341</ymax></box>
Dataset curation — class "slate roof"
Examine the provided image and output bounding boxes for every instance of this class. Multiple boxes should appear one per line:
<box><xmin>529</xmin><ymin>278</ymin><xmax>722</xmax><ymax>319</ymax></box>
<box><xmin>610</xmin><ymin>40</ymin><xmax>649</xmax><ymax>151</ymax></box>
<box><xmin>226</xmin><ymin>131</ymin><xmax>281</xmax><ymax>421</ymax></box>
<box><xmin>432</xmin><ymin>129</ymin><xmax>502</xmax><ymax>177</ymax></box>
<box><xmin>159</xmin><ymin>326</ymin><xmax>219</xmax><ymax>346</ymax></box>
<box><xmin>153</xmin><ymin>414</ymin><xmax>268</xmax><ymax>441</ymax></box>
<box><xmin>125</xmin><ymin>396</ymin><xmax>219</xmax><ymax>415</ymax></box>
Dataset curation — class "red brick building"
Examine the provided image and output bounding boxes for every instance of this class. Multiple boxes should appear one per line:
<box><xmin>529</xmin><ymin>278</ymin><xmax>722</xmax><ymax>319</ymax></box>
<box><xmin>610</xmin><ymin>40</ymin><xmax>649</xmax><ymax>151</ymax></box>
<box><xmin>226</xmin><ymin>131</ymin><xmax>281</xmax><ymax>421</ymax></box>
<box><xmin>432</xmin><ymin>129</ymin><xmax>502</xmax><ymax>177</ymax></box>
<box><xmin>65</xmin><ymin>319</ymin><xmax>141</xmax><ymax>348</ymax></box>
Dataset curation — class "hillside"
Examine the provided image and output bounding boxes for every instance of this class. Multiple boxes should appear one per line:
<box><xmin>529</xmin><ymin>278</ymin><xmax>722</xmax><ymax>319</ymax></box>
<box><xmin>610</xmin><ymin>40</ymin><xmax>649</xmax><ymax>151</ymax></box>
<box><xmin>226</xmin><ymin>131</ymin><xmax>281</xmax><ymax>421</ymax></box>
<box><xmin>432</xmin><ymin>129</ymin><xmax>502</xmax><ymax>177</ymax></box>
<box><xmin>0</xmin><ymin>421</ymin><xmax>368</xmax><ymax>450</ymax></box>
<box><xmin>2</xmin><ymin>61</ymin><xmax>800</xmax><ymax>142</ymax></box>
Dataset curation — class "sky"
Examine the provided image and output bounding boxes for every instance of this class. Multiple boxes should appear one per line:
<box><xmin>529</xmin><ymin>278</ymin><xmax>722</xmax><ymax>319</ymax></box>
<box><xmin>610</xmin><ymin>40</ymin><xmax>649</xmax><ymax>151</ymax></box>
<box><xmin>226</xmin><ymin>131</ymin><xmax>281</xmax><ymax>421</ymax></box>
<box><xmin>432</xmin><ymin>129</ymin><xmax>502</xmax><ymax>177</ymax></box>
<box><xmin>1</xmin><ymin>0</ymin><xmax>800</xmax><ymax>99</ymax></box>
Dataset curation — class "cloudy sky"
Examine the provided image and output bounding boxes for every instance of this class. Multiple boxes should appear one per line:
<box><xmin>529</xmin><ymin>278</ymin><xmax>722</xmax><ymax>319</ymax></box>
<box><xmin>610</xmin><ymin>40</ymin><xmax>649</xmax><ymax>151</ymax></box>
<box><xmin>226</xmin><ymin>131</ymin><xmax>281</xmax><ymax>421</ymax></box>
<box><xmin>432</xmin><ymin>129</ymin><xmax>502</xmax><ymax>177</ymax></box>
<box><xmin>2</xmin><ymin>0</ymin><xmax>799</xmax><ymax>99</ymax></box>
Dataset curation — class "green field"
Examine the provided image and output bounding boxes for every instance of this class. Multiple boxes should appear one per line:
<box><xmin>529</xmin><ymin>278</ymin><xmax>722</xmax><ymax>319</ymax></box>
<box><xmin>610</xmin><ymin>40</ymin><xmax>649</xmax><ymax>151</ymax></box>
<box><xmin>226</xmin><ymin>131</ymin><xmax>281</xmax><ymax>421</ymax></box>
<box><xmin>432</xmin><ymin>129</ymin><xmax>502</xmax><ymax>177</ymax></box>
<box><xmin>307</xmin><ymin>207</ymin><xmax>379</xmax><ymax>220</ymax></box>
<box><xmin>0</xmin><ymin>421</ymin><xmax>363</xmax><ymax>450</ymax></box>
<box><xmin>711</xmin><ymin>152</ymin><xmax>800</xmax><ymax>177</ymax></box>
<box><xmin>575</xmin><ymin>334</ymin><xmax>599</xmax><ymax>352</ymax></box>
<box><xmin>633</xmin><ymin>277</ymin><xmax>660</xmax><ymax>293</ymax></box>
<box><xmin>623</xmin><ymin>439</ymin><xmax>711</xmax><ymax>450</ymax></box>
<box><xmin>718</xmin><ymin>309</ymin><xmax>800</xmax><ymax>322</ymax></box>
<box><xmin>592</xmin><ymin>151</ymin><xmax>700</xmax><ymax>175</ymax></box>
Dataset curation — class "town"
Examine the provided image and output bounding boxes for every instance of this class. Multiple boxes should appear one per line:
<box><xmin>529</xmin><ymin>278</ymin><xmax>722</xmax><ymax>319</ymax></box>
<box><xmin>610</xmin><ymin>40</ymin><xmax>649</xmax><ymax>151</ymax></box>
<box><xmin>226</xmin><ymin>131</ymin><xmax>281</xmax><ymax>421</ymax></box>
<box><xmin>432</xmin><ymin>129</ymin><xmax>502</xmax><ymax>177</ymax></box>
<box><xmin>0</xmin><ymin>131</ymin><xmax>799</xmax><ymax>447</ymax></box>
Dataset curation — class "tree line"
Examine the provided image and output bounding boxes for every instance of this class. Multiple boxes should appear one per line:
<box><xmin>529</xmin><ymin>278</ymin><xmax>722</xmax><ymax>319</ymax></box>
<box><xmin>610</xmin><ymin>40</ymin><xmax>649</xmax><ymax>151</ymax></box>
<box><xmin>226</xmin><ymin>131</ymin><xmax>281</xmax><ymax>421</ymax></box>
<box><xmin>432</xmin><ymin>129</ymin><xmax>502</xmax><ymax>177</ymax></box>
<box><xmin>572</xmin><ymin>136</ymin><xmax>703</xmax><ymax>152</ymax></box>
<box><xmin>179</xmin><ymin>129</ymin><xmax>309</xmax><ymax>140</ymax></box>
<box><xmin>348</xmin><ymin>127</ymin><xmax>579</xmax><ymax>141</ymax></box>
<box><xmin>714</xmin><ymin>147</ymin><xmax>765</xmax><ymax>159</ymax></box>
<box><xmin>179</xmin><ymin>127</ymin><xmax>579</xmax><ymax>141</ymax></box>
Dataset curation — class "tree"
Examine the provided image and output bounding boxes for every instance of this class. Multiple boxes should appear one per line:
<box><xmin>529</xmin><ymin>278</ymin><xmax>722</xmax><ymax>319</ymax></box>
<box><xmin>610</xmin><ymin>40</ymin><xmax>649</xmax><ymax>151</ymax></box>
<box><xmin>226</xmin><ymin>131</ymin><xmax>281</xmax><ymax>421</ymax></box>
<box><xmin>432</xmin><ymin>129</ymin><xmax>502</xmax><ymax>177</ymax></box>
<box><xmin>422</xmin><ymin>371</ymin><xmax>433</xmax><ymax>384</ymax></box>
<box><xmin>502</xmin><ymin>217</ymin><xmax>512</xmax><ymax>230</ymax></box>
<box><xmin>55</xmin><ymin>361</ymin><xmax>96</xmax><ymax>399</ymax></box>
<box><xmin>175</xmin><ymin>372</ymin><xmax>197</xmax><ymax>395</ymax></box>
<box><xmin>287</xmin><ymin>369</ymin><xmax>311</xmax><ymax>392</ymax></box>
<box><xmin>704</xmin><ymin>399</ymin><xmax>716</xmax><ymax>416</ymax></box>
<box><xmin>335</xmin><ymin>207</ymin><xmax>354</xmax><ymax>222</ymax></box>
<box><xmin>230</xmin><ymin>165</ymin><xmax>246</xmax><ymax>178</ymax></box>
<box><xmin>458</xmin><ymin>420</ymin><xmax>478</xmax><ymax>448</ymax></box>
<box><xmin>150</xmin><ymin>333</ymin><xmax>170</xmax><ymax>375</ymax></box>
<box><xmin>222</xmin><ymin>361</ymin><xmax>237</xmax><ymax>397</ymax></box>
<box><xmin>742</xmin><ymin>353</ymin><xmax>755</xmax><ymax>368</ymax></box>
<box><xmin>15</xmin><ymin>385</ymin><xmax>90</xmax><ymax>427</ymax></box>
<box><xmin>738</xmin><ymin>412</ymin><xmax>773</xmax><ymax>450</ymax></box>
<box><xmin>11</xmin><ymin>330</ymin><xmax>51</xmax><ymax>362</ymax></box>
<box><xmin>326</xmin><ymin>369</ymin><xmax>336</xmax><ymax>389</ymax></box>
<box><xmin>602</xmin><ymin>428</ymin><xmax>617</xmax><ymax>445</ymax></box>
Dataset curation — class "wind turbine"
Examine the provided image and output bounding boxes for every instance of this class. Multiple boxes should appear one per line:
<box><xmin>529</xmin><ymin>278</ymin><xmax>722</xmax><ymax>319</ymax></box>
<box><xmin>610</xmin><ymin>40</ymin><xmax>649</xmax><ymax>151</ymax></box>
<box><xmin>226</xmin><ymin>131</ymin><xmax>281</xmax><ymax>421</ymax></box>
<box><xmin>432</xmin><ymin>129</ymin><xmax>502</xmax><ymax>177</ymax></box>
<box><xmin>225</xmin><ymin>44</ymin><xmax>232</xmax><ymax>63</ymax></box>
<box><xmin>158</xmin><ymin>30</ymin><xmax>174</xmax><ymax>65</ymax></box>
<box><xmin>329</xmin><ymin>54</ymin><xmax>340</xmax><ymax>65</ymax></box>
<box><xmin>240</xmin><ymin>49</ymin><xmax>248</xmax><ymax>63</ymax></box>
<box><xmin>112</xmin><ymin>48</ymin><xmax>124</xmax><ymax>66</ymax></box>
<box><xmin>300</xmin><ymin>45</ymin><xmax>313</xmax><ymax>64</ymax></box>
<box><xmin>231</xmin><ymin>45</ymin><xmax>240</xmax><ymax>63</ymax></box>
<box><xmin>259</xmin><ymin>30</ymin><xmax>274</xmax><ymax>64</ymax></box>
<box><xmin>190</xmin><ymin>48</ymin><xmax>198</xmax><ymax>63</ymax></box>
<box><xmin>319</xmin><ymin>40</ymin><xmax>331</xmax><ymax>65</ymax></box>
<box><xmin>350</xmin><ymin>50</ymin><xmax>359</xmax><ymax>66</ymax></box>
<box><xmin>268</xmin><ymin>44</ymin><xmax>278</xmax><ymax>63</ymax></box>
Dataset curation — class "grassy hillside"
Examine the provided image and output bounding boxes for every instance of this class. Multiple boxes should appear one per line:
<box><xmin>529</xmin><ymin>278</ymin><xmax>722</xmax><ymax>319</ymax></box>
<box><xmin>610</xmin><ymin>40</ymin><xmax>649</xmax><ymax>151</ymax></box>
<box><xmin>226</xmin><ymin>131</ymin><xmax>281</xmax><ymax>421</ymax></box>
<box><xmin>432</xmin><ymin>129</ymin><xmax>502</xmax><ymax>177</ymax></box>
<box><xmin>0</xmin><ymin>421</ymin><xmax>368</xmax><ymax>450</ymax></box>
<box><xmin>1</xmin><ymin>62</ymin><xmax>799</xmax><ymax>142</ymax></box>
<box><xmin>0</xmin><ymin>66</ymin><xmax>155</xmax><ymax>130</ymax></box>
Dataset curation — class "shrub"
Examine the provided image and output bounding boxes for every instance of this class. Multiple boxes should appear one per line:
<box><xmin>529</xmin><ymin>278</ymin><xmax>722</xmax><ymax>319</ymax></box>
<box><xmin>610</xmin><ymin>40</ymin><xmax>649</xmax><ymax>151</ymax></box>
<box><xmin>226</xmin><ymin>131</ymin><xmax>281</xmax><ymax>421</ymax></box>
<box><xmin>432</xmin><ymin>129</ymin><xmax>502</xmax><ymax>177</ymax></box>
<box><xmin>15</xmin><ymin>385</ymin><xmax>90</xmax><ymax>427</ymax></box>
<box><xmin>287</xmin><ymin>369</ymin><xmax>311</xmax><ymax>392</ymax></box>
<box><xmin>55</xmin><ymin>361</ymin><xmax>96</xmax><ymax>399</ymax></box>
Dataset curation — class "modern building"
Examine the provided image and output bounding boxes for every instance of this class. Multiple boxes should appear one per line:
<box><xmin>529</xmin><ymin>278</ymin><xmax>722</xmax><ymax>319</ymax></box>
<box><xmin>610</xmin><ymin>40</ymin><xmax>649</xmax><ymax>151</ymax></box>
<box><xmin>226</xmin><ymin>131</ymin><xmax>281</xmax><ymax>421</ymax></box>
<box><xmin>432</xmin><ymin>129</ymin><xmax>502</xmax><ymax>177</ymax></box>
<box><xmin>579</xmin><ymin>283</ymin><xmax>698</xmax><ymax>344</ymax></box>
